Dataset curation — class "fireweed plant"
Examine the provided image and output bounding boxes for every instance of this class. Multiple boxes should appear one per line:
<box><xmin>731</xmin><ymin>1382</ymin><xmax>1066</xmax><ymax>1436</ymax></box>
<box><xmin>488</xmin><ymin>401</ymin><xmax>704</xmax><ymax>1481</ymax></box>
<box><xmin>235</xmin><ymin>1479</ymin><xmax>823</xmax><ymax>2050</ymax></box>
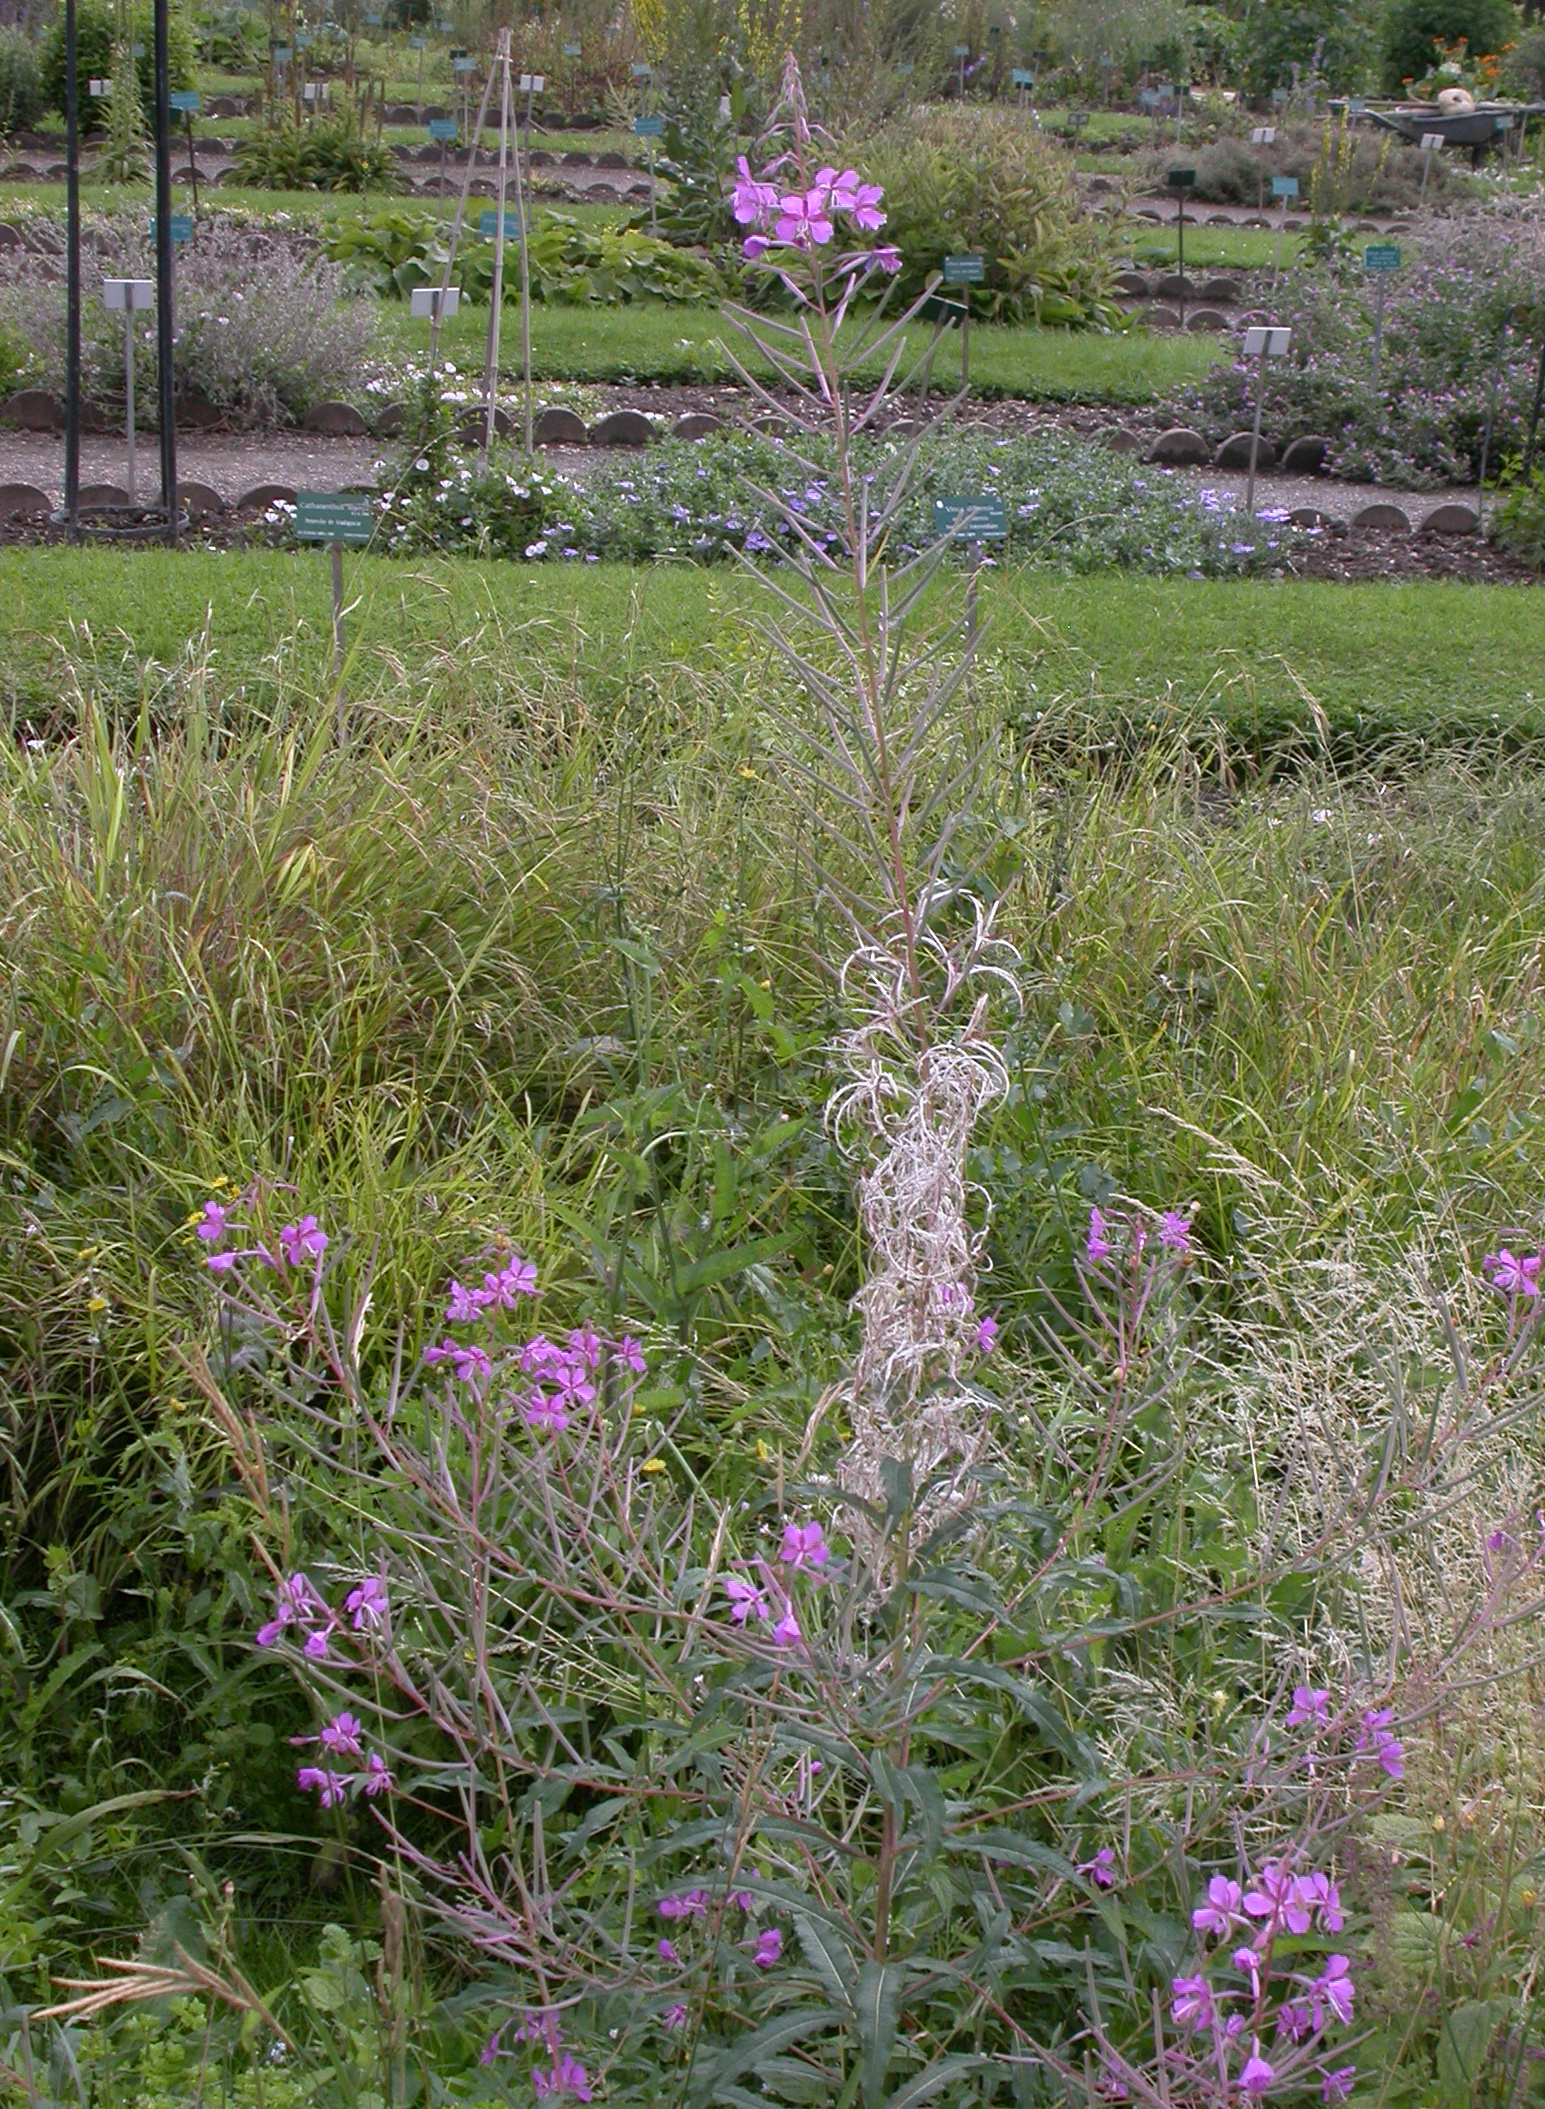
<box><xmin>164</xmin><ymin>59</ymin><xmax>1545</xmax><ymax>2109</ymax></box>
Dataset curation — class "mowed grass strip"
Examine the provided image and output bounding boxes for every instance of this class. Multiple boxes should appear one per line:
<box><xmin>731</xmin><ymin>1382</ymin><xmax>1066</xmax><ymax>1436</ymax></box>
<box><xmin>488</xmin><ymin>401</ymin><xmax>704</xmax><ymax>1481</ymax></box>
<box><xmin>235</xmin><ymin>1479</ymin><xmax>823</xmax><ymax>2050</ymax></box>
<box><xmin>1</xmin><ymin>549</ymin><xmax>1542</xmax><ymax>754</ymax></box>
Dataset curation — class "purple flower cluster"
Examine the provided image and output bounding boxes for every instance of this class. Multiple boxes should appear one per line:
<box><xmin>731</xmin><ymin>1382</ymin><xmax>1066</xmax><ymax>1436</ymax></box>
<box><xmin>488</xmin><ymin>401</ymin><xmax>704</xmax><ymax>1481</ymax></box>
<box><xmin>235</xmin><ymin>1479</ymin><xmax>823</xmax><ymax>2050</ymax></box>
<box><xmin>722</xmin><ymin>1516</ymin><xmax>832</xmax><ymax>1646</ymax></box>
<box><xmin>1169</xmin><ymin>1853</ymin><xmax>1356</xmax><ymax>2100</ymax></box>
<box><xmin>255</xmin><ymin>1573</ymin><xmax>396</xmax><ymax>1806</ymax></box>
<box><xmin>731</xmin><ymin>151</ymin><xmax>900</xmax><ymax>278</ymax></box>
<box><xmin>1484</xmin><ymin>1247</ymin><xmax>1543</xmax><ymax>1300</ymax></box>
<box><xmin>197</xmin><ymin>1195</ymin><xmax>328</xmax><ymax>1277</ymax></box>
<box><xmin>1084</xmin><ymin>1203</ymin><xmax>1193</xmax><ymax>1266</ymax></box>
<box><xmin>655</xmin><ymin>1883</ymin><xmax>780</xmax><ymax>1976</ymax></box>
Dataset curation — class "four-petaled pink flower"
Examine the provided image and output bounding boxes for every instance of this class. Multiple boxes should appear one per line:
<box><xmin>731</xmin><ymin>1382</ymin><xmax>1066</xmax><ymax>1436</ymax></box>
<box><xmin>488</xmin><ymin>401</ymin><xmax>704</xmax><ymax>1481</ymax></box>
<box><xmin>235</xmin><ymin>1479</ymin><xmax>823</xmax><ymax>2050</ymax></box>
<box><xmin>319</xmin><ymin>1710</ymin><xmax>364</xmax><ymax>1757</ymax></box>
<box><xmin>423</xmin><ymin>1339</ymin><xmax>491</xmax><ymax>1383</ymax></box>
<box><xmin>1192</xmin><ymin>1875</ymin><xmax>1243</xmax><ymax>1937</ymax></box>
<box><xmin>1239</xmin><ymin>2046</ymin><xmax>1275</xmax><ymax>2094</ymax></box>
<box><xmin>976</xmin><ymin>1313</ymin><xmax>1000</xmax><ymax>1352</ymax></box>
<box><xmin>662</xmin><ymin>2003</ymin><xmax>688</xmax><ymax>2029</ymax></box>
<box><xmin>531</xmin><ymin>2053</ymin><xmax>591</xmax><ymax>2101</ymax></box>
<box><xmin>196</xmin><ymin>1200</ymin><xmax>231</xmax><ymax>1244</ymax></box>
<box><xmin>1244</xmin><ymin>1860</ymin><xmax>1311</xmax><ymax>1933</ymax></box>
<box><xmin>278</xmin><ymin>1215</ymin><xmax>327</xmax><ymax>1266</ymax></box>
<box><xmin>613</xmin><ymin>1334</ymin><xmax>648</xmax><ymax>1373</ymax></box>
<box><xmin>774</xmin><ymin>188</ymin><xmax>835</xmax><ymax>246</ymax></box>
<box><xmin>345</xmin><ymin>1575</ymin><xmax>387</xmax><ymax>1630</ymax></box>
<box><xmin>1358</xmin><ymin>1707</ymin><xmax>1404</xmax><ymax>1779</ymax></box>
<box><xmin>1086</xmin><ymin>1206</ymin><xmax>1111</xmax><ymax>1263</ymax></box>
<box><xmin>780</xmin><ymin>1520</ymin><xmax>827</xmax><ymax>1570</ymax></box>
<box><xmin>257</xmin><ymin>1571</ymin><xmax>329</xmax><ymax>1648</ymax></box>
<box><xmin>657</xmin><ymin>1937</ymin><xmax>678</xmax><ymax>1962</ymax></box>
<box><xmin>724</xmin><ymin>1575</ymin><xmax>768</xmax><ymax>1625</ymax></box>
<box><xmin>1484</xmin><ymin>1249</ymin><xmax>1542</xmax><ymax>1298</ymax></box>
<box><xmin>362</xmin><ymin>1752</ymin><xmax>394</xmax><ymax>1796</ymax></box>
<box><xmin>446</xmin><ymin>1278</ymin><xmax>483</xmax><ymax>1323</ymax></box>
<box><xmin>870</xmin><ymin>245</ymin><xmax>903</xmax><ymax>273</ymax></box>
<box><xmin>1078</xmin><ymin>1846</ymin><xmax>1117</xmax><ymax>1889</ymax></box>
<box><xmin>1170</xmin><ymin>1974</ymin><xmax>1213</xmax><ymax>2031</ymax></box>
<box><xmin>296</xmin><ymin>1765</ymin><xmax>350</xmax><ymax>1808</ymax></box>
<box><xmin>1286</xmin><ymin>1686</ymin><xmax>1331</xmax><ymax>1729</ymax></box>
<box><xmin>732</xmin><ymin>154</ymin><xmax>780</xmax><ymax>226</ymax></box>
<box><xmin>658</xmin><ymin>1889</ymin><xmax>709</xmax><ymax>1919</ymax></box>
<box><xmin>1308</xmin><ymin>1955</ymin><xmax>1355</xmax><ymax>2029</ymax></box>
<box><xmin>526</xmin><ymin>1391</ymin><xmax>570</xmax><ymax>1433</ymax></box>
<box><xmin>751</xmin><ymin>1927</ymin><xmax>782</xmax><ymax>1967</ymax></box>
<box><xmin>1321</xmin><ymin>2066</ymin><xmax>1356</xmax><ymax>2103</ymax></box>
<box><xmin>1159</xmin><ymin>1209</ymin><xmax>1192</xmax><ymax>1254</ymax></box>
<box><xmin>772</xmin><ymin>1605</ymin><xmax>801</xmax><ymax>1647</ymax></box>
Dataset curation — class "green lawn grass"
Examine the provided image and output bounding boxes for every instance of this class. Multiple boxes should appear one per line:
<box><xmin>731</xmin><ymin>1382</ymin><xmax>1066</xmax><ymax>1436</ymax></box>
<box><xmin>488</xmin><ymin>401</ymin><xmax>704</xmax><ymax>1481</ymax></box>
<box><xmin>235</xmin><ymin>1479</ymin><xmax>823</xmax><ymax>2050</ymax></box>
<box><xmin>377</xmin><ymin>298</ymin><xmax>1227</xmax><ymax>398</ymax></box>
<box><xmin>3</xmin><ymin>547</ymin><xmax>1542</xmax><ymax>754</ymax></box>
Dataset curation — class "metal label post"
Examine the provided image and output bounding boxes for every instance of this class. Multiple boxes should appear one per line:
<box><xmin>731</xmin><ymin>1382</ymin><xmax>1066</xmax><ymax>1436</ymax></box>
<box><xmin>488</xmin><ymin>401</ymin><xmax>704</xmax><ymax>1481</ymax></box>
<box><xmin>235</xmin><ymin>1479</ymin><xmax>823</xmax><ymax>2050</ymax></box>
<box><xmin>1241</xmin><ymin>324</ymin><xmax>1291</xmax><ymax>517</ymax></box>
<box><xmin>1363</xmin><ymin>243</ymin><xmax>1400</xmax><ymax>394</ymax></box>
<box><xmin>1167</xmin><ymin>167</ymin><xmax>1195</xmax><ymax>327</ymax></box>
<box><xmin>103</xmin><ymin>278</ymin><xmax>154</xmax><ymax>503</ymax></box>
<box><xmin>152</xmin><ymin>0</ymin><xmax>177</xmax><ymax>541</ymax></box>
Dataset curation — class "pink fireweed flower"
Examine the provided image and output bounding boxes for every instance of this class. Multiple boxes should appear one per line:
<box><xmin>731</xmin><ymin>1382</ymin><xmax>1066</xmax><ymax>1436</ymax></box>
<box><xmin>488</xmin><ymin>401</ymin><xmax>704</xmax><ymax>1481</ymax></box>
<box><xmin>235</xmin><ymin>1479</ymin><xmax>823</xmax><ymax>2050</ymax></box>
<box><xmin>1308</xmin><ymin>1955</ymin><xmax>1355</xmax><ymax>2029</ymax></box>
<box><xmin>423</xmin><ymin>1339</ymin><xmax>491</xmax><ymax>1383</ymax></box>
<box><xmin>772</xmin><ymin>1604</ymin><xmax>802</xmax><ymax>1647</ymax></box>
<box><xmin>743</xmin><ymin>233</ymin><xmax>772</xmax><ymax>261</ymax></box>
<box><xmin>480</xmin><ymin>2034</ymin><xmax>502</xmax><ymax>2067</ymax></box>
<box><xmin>567</xmin><ymin>1323</ymin><xmax>604</xmax><ymax>1369</ymax></box>
<box><xmin>751</xmin><ymin>1927</ymin><xmax>782</xmax><ymax>1967</ymax></box>
<box><xmin>1078</xmin><ymin>1846</ymin><xmax>1117</xmax><ymax>1889</ymax></box>
<box><xmin>1245</xmin><ymin>1860</ymin><xmax>1312</xmax><ymax>1933</ymax></box>
<box><xmin>1192</xmin><ymin>1876</ymin><xmax>1243</xmax><ymax>1937</ymax></box>
<box><xmin>296</xmin><ymin>1765</ymin><xmax>350</xmax><ymax>1809</ymax></box>
<box><xmin>1358</xmin><ymin>1707</ymin><xmax>1404</xmax><ymax>1779</ymax></box>
<box><xmin>531</xmin><ymin>2053</ymin><xmax>591</xmax><ymax>2101</ymax></box>
<box><xmin>1321</xmin><ymin>2067</ymin><xmax>1356</xmax><ymax>2103</ymax></box>
<box><xmin>780</xmin><ymin>1521</ymin><xmax>827</xmax><ymax>1570</ymax></box>
<box><xmin>724</xmin><ymin>1575</ymin><xmax>768</xmax><ymax>1625</ymax></box>
<box><xmin>1277</xmin><ymin>2000</ymin><xmax>1312</xmax><ymax>2042</ymax></box>
<box><xmin>1484</xmin><ymin>1249</ymin><xmax>1542</xmax><ymax>1298</ymax></box>
<box><xmin>774</xmin><ymin>188</ymin><xmax>834</xmax><ymax>246</ymax></box>
<box><xmin>1240</xmin><ymin>2046</ymin><xmax>1275</xmax><ymax>2094</ymax></box>
<box><xmin>870</xmin><ymin>245</ymin><xmax>903</xmax><ymax>273</ymax></box>
<box><xmin>257</xmin><ymin>1570</ymin><xmax>328</xmax><ymax>1648</ymax></box>
<box><xmin>657</xmin><ymin>1889</ymin><xmax>709</xmax><ymax>1919</ymax></box>
<box><xmin>345</xmin><ymin>1575</ymin><xmax>387</xmax><ymax>1630</ymax></box>
<box><xmin>488</xmin><ymin>1253</ymin><xmax>537</xmax><ymax>1302</ymax></box>
<box><xmin>302</xmin><ymin>1626</ymin><xmax>334</xmax><ymax>1662</ymax></box>
<box><xmin>1159</xmin><ymin>1209</ymin><xmax>1192</xmax><ymax>1253</ymax></box>
<box><xmin>732</xmin><ymin>155</ymin><xmax>780</xmax><ymax>226</ymax></box>
<box><xmin>1298</xmin><ymin>1871</ymin><xmax>1344</xmax><ymax>1932</ymax></box>
<box><xmin>848</xmin><ymin>182</ymin><xmax>886</xmax><ymax>230</ymax></box>
<box><xmin>195</xmin><ymin>1200</ymin><xmax>231</xmax><ymax>1244</ymax></box>
<box><xmin>445</xmin><ymin>1279</ymin><xmax>483</xmax><ymax>1324</ymax></box>
<box><xmin>1086</xmin><ymin>1206</ymin><xmax>1112</xmax><ymax>1263</ymax></box>
<box><xmin>525</xmin><ymin>1391</ymin><xmax>570</xmax><ymax>1434</ymax></box>
<box><xmin>1170</xmin><ymin>1974</ymin><xmax>1214</xmax><ymax>2031</ymax></box>
<box><xmin>657</xmin><ymin>1937</ymin><xmax>678</xmax><ymax>1962</ymax></box>
<box><xmin>662</xmin><ymin>2003</ymin><xmax>688</xmax><ymax>2030</ymax></box>
<box><xmin>613</xmin><ymin>1333</ymin><xmax>648</xmax><ymax>1373</ymax></box>
<box><xmin>362</xmin><ymin>1752</ymin><xmax>394</xmax><ymax>1797</ymax></box>
<box><xmin>319</xmin><ymin>1710</ymin><xmax>364</xmax><ymax>1757</ymax></box>
<box><xmin>1286</xmin><ymin>1685</ymin><xmax>1331</xmax><ymax>1729</ymax></box>
<box><xmin>976</xmin><ymin>1313</ymin><xmax>1000</xmax><ymax>1352</ymax></box>
<box><xmin>1232</xmin><ymin>1946</ymin><xmax>1264</xmax><ymax>1987</ymax></box>
<box><xmin>278</xmin><ymin>1214</ymin><xmax>327</xmax><ymax>1266</ymax></box>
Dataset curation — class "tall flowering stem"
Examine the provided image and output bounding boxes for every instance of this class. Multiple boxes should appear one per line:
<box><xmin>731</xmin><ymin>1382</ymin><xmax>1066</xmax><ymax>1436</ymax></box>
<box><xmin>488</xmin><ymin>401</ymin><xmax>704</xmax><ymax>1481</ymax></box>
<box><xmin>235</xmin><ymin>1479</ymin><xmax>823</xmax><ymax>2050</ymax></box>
<box><xmin>724</xmin><ymin>56</ymin><xmax>1019</xmax><ymax>1526</ymax></box>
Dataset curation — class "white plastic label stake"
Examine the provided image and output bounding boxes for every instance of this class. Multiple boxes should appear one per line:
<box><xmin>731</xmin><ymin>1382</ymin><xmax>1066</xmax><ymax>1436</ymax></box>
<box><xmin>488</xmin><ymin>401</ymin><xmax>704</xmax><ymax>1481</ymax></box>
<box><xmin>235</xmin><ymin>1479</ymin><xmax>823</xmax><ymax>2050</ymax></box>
<box><xmin>1242</xmin><ymin>325</ymin><xmax>1291</xmax><ymax>358</ymax></box>
<box><xmin>1250</xmin><ymin>126</ymin><xmax>1275</xmax><ymax>144</ymax></box>
<box><xmin>410</xmin><ymin>285</ymin><xmax>461</xmax><ymax>318</ymax></box>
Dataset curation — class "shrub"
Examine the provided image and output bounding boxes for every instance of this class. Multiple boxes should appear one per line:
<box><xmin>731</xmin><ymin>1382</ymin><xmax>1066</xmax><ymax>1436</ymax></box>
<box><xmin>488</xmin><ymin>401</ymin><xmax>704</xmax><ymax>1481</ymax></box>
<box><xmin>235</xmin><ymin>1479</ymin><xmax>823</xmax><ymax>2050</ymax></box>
<box><xmin>40</xmin><ymin>0</ymin><xmax>196</xmax><ymax>130</ymax></box>
<box><xmin>232</xmin><ymin>110</ymin><xmax>403</xmax><ymax>193</ymax></box>
<box><xmin>1492</xmin><ymin>465</ymin><xmax>1545</xmax><ymax>565</ymax></box>
<box><xmin>0</xmin><ymin>216</ymin><xmax>376</xmax><ymax>428</ymax></box>
<box><xmin>325</xmin><ymin>205</ymin><xmax>725</xmax><ymax>303</ymax></box>
<box><xmin>1238</xmin><ymin>0</ymin><xmax>1379</xmax><ymax>97</ymax></box>
<box><xmin>859</xmin><ymin>109</ymin><xmax>1119</xmax><ymax>325</ymax></box>
<box><xmin>1179</xmin><ymin>210</ymin><xmax>1545</xmax><ymax>487</ymax></box>
<box><xmin>1498</xmin><ymin>19</ymin><xmax>1545</xmax><ymax>92</ymax></box>
<box><xmin>1381</xmin><ymin>0</ymin><xmax>1521</xmax><ymax>89</ymax></box>
<box><xmin>1166</xmin><ymin>119</ymin><xmax>1465</xmax><ymax>210</ymax></box>
<box><xmin>0</xmin><ymin>27</ymin><xmax>45</xmax><ymax>134</ymax></box>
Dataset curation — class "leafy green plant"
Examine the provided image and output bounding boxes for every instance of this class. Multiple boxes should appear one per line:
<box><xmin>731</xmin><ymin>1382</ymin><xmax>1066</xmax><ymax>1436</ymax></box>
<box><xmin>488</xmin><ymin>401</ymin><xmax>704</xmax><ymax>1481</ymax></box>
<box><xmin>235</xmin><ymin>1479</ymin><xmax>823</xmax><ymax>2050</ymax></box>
<box><xmin>0</xmin><ymin>28</ymin><xmax>45</xmax><ymax>134</ymax></box>
<box><xmin>39</xmin><ymin>0</ymin><xmax>196</xmax><ymax>130</ymax></box>
<box><xmin>233</xmin><ymin>110</ymin><xmax>403</xmax><ymax>194</ymax></box>
<box><xmin>325</xmin><ymin>206</ymin><xmax>725</xmax><ymax>303</ymax></box>
<box><xmin>860</xmin><ymin>109</ymin><xmax>1120</xmax><ymax>325</ymax></box>
<box><xmin>1492</xmin><ymin>465</ymin><xmax>1545</xmax><ymax>568</ymax></box>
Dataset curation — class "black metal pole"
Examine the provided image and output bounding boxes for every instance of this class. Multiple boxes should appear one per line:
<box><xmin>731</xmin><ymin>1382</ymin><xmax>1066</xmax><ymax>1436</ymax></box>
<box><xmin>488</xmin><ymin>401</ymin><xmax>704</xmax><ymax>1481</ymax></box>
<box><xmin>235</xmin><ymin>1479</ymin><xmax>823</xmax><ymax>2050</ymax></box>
<box><xmin>153</xmin><ymin>0</ymin><xmax>177</xmax><ymax>539</ymax></box>
<box><xmin>63</xmin><ymin>0</ymin><xmax>80</xmax><ymax>538</ymax></box>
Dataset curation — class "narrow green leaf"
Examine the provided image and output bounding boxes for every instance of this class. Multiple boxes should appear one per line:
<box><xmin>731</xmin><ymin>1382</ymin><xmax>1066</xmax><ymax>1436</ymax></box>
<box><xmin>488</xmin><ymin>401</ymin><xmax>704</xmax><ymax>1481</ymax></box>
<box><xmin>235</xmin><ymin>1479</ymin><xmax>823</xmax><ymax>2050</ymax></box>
<box><xmin>854</xmin><ymin>1959</ymin><xmax>905</xmax><ymax>2109</ymax></box>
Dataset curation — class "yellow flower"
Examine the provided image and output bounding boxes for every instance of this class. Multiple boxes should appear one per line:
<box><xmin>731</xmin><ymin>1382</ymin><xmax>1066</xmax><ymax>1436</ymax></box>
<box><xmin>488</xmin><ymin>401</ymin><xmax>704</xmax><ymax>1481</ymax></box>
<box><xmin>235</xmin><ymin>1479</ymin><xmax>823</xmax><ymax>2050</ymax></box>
<box><xmin>737</xmin><ymin>763</ymin><xmax>758</xmax><ymax>780</ymax></box>
<box><xmin>87</xmin><ymin>1295</ymin><xmax>108</xmax><ymax>1313</ymax></box>
<box><xmin>641</xmin><ymin>1458</ymin><xmax>666</xmax><ymax>1474</ymax></box>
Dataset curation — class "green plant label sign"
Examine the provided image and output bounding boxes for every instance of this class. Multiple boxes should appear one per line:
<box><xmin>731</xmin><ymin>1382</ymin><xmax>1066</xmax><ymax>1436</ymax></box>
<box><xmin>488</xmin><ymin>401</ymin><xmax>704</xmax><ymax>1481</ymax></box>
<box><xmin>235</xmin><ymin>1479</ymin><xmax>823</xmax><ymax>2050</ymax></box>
<box><xmin>272</xmin><ymin>43</ymin><xmax>291</xmax><ymax>60</ymax></box>
<box><xmin>295</xmin><ymin>492</ymin><xmax>374</xmax><ymax>545</ymax></box>
<box><xmin>169</xmin><ymin>90</ymin><xmax>200</xmax><ymax>112</ymax></box>
<box><xmin>428</xmin><ymin>117</ymin><xmax>458</xmax><ymax>138</ymax></box>
<box><xmin>452</xmin><ymin>57</ymin><xmax>475</xmax><ymax>72</ymax></box>
<box><xmin>934</xmin><ymin>495</ymin><xmax>1007</xmax><ymax>540</ymax></box>
<box><xmin>953</xmin><ymin>43</ymin><xmax>969</xmax><ymax>55</ymax></box>
<box><xmin>409</xmin><ymin>35</ymin><xmax>427</xmax><ymax>48</ymax></box>
<box><xmin>478</xmin><ymin>210</ymin><xmax>523</xmax><ymax>239</ymax></box>
<box><xmin>1166</xmin><ymin>167</ymin><xmax>1197</xmax><ymax>189</ymax></box>
<box><xmin>942</xmin><ymin>253</ymin><xmax>984</xmax><ymax>283</ymax></box>
<box><xmin>633</xmin><ymin>113</ymin><xmax>664</xmax><ymax>136</ymax></box>
<box><xmin>563</xmin><ymin>41</ymin><xmax>581</xmax><ymax>55</ymax></box>
<box><xmin>1011</xmin><ymin>68</ymin><xmax>1034</xmax><ymax>86</ymax></box>
<box><xmin>149</xmin><ymin>215</ymin><xmax>193</xmax><ymax>243</ymax></box>
<box><xmin>631</xmin><ymin>61</ymin><xmax>651</xmax><ymax>77</ymax></box>
<box><xmin>1364</xmin><ymin>243</ymin><xmax>1400</xmax><ymax>273</ymax></box>
<box><xmin>1271</xmin><ymin>175</ymin><xmax>1299</xmax><ymax>198</ymax></box>
<box><xmin>895</xmin><ymin>59</ymin><xmax>914</xmax><ymax>74</ymax></box>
